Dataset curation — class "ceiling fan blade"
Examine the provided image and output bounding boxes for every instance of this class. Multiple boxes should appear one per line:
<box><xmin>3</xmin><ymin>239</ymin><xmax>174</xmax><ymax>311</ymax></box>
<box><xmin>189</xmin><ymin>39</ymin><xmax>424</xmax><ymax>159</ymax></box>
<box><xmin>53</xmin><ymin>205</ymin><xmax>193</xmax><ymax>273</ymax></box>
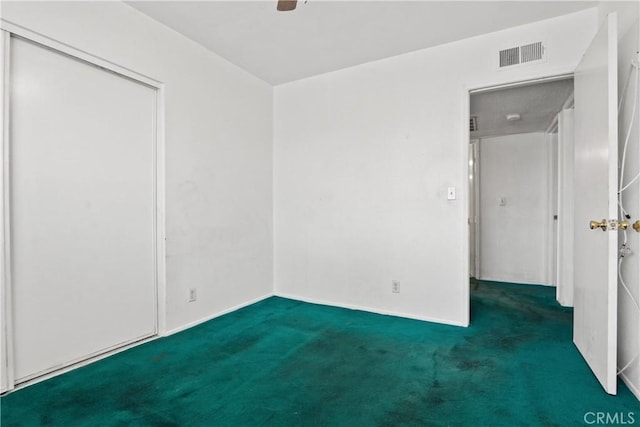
<box><xmin>277</xmin><ymin>0</ymin><xmax>297</xmax><ymax>11</ymax></box>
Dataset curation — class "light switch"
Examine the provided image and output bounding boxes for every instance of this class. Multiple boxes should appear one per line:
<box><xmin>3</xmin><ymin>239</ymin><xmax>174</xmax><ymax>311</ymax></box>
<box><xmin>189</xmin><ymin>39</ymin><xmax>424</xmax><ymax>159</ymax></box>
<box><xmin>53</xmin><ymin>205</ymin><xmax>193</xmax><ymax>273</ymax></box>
<box><xmin>447</xmin><ymin>187</ymin><xmax>456</xmax><ymax>200</ymax></box>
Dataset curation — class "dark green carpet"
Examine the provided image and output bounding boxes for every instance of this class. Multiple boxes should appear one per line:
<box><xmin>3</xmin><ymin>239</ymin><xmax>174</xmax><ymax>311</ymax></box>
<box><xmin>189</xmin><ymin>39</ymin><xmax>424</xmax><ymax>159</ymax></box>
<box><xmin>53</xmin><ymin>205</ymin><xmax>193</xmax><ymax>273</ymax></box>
<box><xmin>1</xmin><ymin>280</ymin><xmax>638</xmax><ymax>426</ymax></box>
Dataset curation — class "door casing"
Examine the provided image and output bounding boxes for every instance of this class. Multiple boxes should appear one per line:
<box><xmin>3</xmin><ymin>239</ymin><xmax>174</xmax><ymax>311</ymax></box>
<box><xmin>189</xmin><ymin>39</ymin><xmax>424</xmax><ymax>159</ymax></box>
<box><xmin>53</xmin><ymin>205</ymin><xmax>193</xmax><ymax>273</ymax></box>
<box><xmin>462</xmin><ymin>73</ymin><xmax>574</xmax><ymax>326</ymax></box>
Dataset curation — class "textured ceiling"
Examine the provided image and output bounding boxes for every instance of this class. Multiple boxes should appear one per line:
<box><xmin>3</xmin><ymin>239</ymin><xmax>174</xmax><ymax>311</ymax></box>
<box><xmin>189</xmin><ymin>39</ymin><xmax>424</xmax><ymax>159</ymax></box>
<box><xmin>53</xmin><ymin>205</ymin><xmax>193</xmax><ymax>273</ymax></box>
<box><xmin>127</xmin><ymin>1</ymin><xmax>596</xmax><ymax>85</ymax></box>
<box><xmin>470</xmin><ymin>78</ymin><xmax>574</xmax><ymax>138</ymax></box>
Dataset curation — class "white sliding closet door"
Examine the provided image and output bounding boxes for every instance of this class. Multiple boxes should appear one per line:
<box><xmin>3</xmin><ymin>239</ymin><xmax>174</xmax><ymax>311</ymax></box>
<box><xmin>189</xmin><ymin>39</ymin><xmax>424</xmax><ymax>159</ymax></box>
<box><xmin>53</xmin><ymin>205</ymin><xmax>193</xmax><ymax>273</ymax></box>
<box><xmin>10</xmin><ymin>36</ymin><xmax>157</xmax><ymax>382</ymax></box>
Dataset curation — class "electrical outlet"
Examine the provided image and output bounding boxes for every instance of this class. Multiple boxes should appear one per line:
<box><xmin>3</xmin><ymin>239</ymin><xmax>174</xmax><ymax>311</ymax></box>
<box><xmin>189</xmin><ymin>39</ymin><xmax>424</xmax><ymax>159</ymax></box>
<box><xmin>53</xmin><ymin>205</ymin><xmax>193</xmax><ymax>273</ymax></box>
<box><xmin>189</xmin><ymin>288</ymin><xmax>197</xmax><ymax>302</ymax></box>
<box><xmin>392</xmin><ymin>281</ymin><xmax>400</xmax><ymax>294</ymax></box>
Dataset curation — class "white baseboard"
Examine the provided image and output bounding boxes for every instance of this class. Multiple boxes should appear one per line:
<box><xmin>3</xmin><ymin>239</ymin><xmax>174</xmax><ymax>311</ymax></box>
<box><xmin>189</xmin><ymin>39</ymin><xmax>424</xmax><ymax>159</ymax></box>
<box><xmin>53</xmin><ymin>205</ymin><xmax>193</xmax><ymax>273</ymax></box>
<box><xmin>274</xmin><ymin>292</ymin><xmax>467</xmax><ymax>327</ymax></box>
<box><xmin>477</xmin><ymin>276</ymin><xmax>554</xmax><ymax>287</ymax></box>
<box><xmin>620</xmin><ymin>370</ymin><xmax>640</xmax><ymax>401</ymax></box>
<box><xmin>163</xmin><ymin>293</ymin><xmax>274</xmax><ymax>336</ymax></box>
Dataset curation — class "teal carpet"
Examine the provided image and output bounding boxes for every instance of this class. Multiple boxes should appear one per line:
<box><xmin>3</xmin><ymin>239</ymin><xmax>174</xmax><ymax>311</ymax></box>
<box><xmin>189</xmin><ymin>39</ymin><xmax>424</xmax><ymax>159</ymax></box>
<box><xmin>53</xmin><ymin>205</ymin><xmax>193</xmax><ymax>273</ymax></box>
<box><xmin>1</xmin><ymin>280</ymin><xmax>638</xmax><ymax>426</ymax></box>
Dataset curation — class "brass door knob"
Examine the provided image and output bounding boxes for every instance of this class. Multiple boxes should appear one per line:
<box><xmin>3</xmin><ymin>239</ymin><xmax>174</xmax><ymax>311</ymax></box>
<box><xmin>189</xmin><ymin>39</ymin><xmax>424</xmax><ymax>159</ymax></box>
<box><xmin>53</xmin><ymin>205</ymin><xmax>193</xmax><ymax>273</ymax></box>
<box><xmin>619</xmin><ymin>221</ymin><xmax>630</xmax><ymax>230</ymax></box>
<box><xmin>633</xmin><ymin>221</ymin><xmax>640</xmax><ymax>232</ymax></box>
<box><xmin>589</xmin><ymin>219</ymin><xmax>607</xmax><ymax>231</ymax></box>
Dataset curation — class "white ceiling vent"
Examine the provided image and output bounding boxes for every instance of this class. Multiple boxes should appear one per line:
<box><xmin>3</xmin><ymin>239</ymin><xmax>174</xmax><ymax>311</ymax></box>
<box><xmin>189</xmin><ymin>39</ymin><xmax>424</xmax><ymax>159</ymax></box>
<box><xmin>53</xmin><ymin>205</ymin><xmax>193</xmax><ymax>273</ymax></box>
<box><xmin>470</xmin><ymin>116</ymin><xmax>478</xmax><ymax>132</ymax></box>
<box><xmin>499</xmin><ymin>42</ymin><xmax>545</xmax><ymax>69</ymax></box>
<box><xmin>521</xmin><ymin>42</ymin><xmax>544</xmax><ymax>63</ymax></box>
<box><xmin>499</xmin><ymin>47</ymin><xmax>520</xmax><ymax>68</ymax></box>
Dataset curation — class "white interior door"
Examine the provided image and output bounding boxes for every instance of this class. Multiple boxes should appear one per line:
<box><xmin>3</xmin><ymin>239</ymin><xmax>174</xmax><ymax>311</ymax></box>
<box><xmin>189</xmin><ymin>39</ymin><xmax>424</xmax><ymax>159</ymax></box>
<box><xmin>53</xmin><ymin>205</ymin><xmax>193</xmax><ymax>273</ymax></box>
<box><xmin>10</xmin><ymin>36</ymin><xmax>157</xmax><ymax>382</ymax></box>
<box><xmin>557</xmin><ymin>107</ymin><xmax>575</xmax><ymax>307</ymax></box>
<box><xmin>573</xmin><ymin>13</ymin><xmax>618</xmax><ymax>395</ymax></box>
<box><xmin>550</xmin><ymin>132</ymin><xmax>558</xmax><ymax>286</ymax></box>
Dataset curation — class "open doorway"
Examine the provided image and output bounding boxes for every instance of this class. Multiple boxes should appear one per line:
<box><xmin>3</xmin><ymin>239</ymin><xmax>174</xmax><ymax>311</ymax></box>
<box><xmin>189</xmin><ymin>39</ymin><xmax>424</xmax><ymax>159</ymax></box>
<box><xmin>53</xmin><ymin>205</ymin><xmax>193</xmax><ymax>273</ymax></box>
<box><xmin>468</xmin><ymin>77</ymin><xmax>574</xmax><ymax>299</ymax></box>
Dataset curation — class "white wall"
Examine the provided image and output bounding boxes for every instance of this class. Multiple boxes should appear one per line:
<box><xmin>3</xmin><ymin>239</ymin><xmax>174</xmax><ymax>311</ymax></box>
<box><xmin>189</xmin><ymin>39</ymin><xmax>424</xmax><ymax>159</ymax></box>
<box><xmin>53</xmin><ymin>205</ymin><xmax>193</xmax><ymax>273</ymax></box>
<box><xmin>274</xmin><ymin>9</ymin><xmax>598</xmax><ymax>326</ymax></box>
<box><xmin>0</xmin><ymin>2</ymin><xmax>274</xmax><ymax>334</ymax></box>
<box><xmin>478</xmin><ymin>133</ymin><xmax>551</xmax><ymax>285</ymax></box>
<box><xmin>612</xmin><ymin>11</ymin><xmax>640</xmax><ymax>400</ymax></box>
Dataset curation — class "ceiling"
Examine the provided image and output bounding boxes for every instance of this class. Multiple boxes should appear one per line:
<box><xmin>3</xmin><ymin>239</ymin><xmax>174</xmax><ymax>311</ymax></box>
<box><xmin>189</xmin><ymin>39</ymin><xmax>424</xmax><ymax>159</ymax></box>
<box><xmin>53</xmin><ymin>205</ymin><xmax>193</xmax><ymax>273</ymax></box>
<box><xmin>470</xmin><ymin>78</ymin><xmax>574</xmax><ymax>138</ymax></box>
<box><xmin>127</xmin><ymin>1</ymin><xmax>596</xmax><ymax>85</ymax></box>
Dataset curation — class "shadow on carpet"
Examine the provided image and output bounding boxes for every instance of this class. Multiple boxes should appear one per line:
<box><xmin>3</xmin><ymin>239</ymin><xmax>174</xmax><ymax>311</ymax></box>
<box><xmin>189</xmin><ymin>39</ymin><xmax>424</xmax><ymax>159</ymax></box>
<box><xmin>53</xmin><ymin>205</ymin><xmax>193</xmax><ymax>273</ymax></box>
<box><xmin>1</xmin><ymin>280</ymin><xmax>638</xmax><ymax>426</ymax></box>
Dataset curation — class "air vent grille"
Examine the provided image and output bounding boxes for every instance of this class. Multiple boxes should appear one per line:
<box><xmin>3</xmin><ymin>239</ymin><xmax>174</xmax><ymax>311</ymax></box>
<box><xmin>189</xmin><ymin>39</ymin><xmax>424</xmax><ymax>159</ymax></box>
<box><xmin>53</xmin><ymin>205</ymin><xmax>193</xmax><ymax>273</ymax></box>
<box><xmin>521</xmin><ymin>42</ymin><xmax>544</xmax><ymax>63</ymax></box>
<box><xmin>470</xmin><ymin>116</ymin><xmax>478</xmax><ymax>132</ymax></box>
<box><xmin>499</xmin><ymin>42</ymin><xmax>545</xmax><ymax>68</ymax></box>
<box><xmin>499</xmin><ymin>47</ymin><xmax>520</xmax><ymax>67</ymax></box>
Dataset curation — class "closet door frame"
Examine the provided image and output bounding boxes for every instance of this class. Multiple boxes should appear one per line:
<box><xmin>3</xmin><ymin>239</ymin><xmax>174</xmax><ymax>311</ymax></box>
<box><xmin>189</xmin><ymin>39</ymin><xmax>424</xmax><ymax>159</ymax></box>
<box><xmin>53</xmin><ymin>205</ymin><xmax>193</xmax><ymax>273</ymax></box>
<box><xmin>0</xmin><ymin>22</ymin><xmax>167</xmax><ymax>393</ymax></box>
